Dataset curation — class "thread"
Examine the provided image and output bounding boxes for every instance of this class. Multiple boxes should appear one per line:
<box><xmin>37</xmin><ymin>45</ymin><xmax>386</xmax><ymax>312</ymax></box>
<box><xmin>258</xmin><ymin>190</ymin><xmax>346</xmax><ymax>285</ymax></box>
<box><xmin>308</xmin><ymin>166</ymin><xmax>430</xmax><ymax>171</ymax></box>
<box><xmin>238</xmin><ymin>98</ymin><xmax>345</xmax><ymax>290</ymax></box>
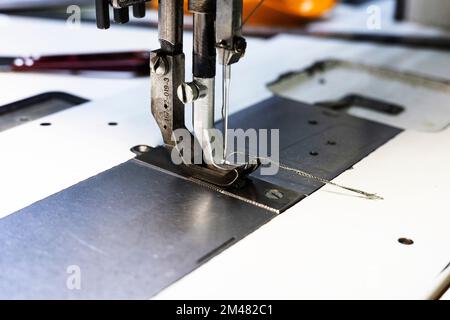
<box><xmin>227</xmin><ymin>152</ymin><xmax>383</xmax><ymax>201</ymax></box>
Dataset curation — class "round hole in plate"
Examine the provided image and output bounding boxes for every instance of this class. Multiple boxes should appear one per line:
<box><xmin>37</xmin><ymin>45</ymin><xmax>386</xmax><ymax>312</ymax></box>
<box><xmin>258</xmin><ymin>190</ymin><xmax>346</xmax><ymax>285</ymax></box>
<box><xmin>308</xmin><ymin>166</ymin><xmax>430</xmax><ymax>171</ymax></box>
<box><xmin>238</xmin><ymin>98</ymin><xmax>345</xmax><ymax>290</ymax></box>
<box><xmin>327</xmin><ymin>140</ymin><xmax>337</xmax><ymax>146</ymax></box>
<box><xmin>398</xmin><ymin>238</ymin><xmax>414</xmax><ymax>245</ymax></box>
<box><xmin>40</xmin><ymin>122</ymin><xmax>52</xmax><ymax>126</ymax></box>
<box><xmin>309</xmin><ymin>151</ymin><xmax>319</xmax><ymax>156</ymax></box>
<box><xmin>308</xmin><ymin>120</ymin><xmax>318</xmax><ymax>125</ymax></box>
<box><xmin>108</xmin><ymin>122</ymin><xmax>118</xmax><ymax>126</ymax></box>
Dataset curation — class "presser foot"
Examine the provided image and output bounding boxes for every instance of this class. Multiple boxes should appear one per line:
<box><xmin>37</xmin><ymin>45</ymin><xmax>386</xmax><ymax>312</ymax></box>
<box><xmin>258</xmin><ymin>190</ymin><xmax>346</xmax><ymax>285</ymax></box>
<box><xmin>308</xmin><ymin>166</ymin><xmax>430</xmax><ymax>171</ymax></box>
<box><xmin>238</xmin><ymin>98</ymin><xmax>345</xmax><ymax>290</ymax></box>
<box><xmin>131</xmin><ymin>145</ymin><xmax>303</xmax><ymax>213</ymax></box>
<box><xmin>131</xmin><ymin>145</ymin><xmax>260</xmax><ymax>188</ymax></box>
<box><xmin>184</xmin><ymin>161</ymin><xmax>260</xmax><ymax>188</ymax></box>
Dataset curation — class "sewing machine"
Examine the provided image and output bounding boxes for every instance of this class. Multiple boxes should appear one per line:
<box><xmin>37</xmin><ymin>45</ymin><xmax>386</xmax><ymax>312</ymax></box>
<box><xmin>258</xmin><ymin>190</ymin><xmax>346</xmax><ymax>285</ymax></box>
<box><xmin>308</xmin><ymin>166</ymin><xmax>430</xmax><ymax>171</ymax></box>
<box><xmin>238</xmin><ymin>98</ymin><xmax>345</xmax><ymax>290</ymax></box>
<box><xmin>96</xmin><ymin>0</ymin><xmax>262</xmax><ymax>187</ymax></box>
<box><xmin>1</xmin><ymin>1</ymin><xmax>450</xmax><ymax>300</ymax></box>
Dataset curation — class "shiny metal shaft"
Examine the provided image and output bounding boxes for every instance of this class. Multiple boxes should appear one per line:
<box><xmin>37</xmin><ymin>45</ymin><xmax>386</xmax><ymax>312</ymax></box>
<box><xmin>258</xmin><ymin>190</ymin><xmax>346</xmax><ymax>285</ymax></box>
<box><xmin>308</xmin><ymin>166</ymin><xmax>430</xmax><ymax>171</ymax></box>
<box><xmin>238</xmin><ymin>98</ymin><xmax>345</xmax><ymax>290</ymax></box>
<box><xmin>193</xmin><ymin>77</ymin><xmax>215</xmax><ymax>162</ymax></box>
<box><xmin>222</xmin><ymin>64</ymin><xmax>231</xmax><ymax>160</ymax></box>
<box><xmin>158</xmin><ymin>0</ymin><xmax>183</xmax><ymax>53</ymax></box>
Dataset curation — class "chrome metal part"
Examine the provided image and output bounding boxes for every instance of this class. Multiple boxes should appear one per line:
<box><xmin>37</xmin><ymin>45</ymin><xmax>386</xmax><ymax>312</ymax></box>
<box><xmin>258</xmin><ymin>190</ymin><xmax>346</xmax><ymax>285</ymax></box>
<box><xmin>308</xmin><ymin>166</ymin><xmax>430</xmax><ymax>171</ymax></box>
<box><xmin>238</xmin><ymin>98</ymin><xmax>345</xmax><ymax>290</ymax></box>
<box><xmin>134</xmin><ymin>146</ymin><xmax>303</xmax><ymax>212</ymax></box>
<box><xmin>158</xmin><ymin>0</ymin><xmax>184</xmax><ymax>53</ymax></box>
<box><xmin>225</xmin><ymin>96</ymin><xmax>402</xmax><ymax>194</ymax></box>
<box><xmin>96</xmin><ymin>0</ymin><xmax>150</xmax><ymax>29</ymax></box>
<box><xmin>150</xmin><ymin>50</ymin><xmax>186</xmax><ymax>146</ymax></box>
<box><xmin>177</xmin><ymin>82</ymin><xmax>200</xmax><ymax>104</ymax></box>
<box><xmin>111</xmin><ymin>0</ymin><xmax>150</xmax><ymax>8</ymax></box>
<box><xmin>216</xmin><ymin>0</ymin><xmax>246</xmax><ymax>66</ymax></box>
<box><xmin>192</xmin><ymin>77</ymin><xmax>215</xmax><ymax>159</ymax></box>
<box><xmin>0</xmin><ymin>95</ymin><xmax>401</xmax><ymax>299</ymax></box>
<box><xmin>222</xmin><ymin>64</ymin><xmax>232</xmax><ymax>158</ymax></box>
<box><xmin>150</xmin><ymin>0</ymin><xmax>187</xmax><ymax>147</ymax></box>
<box><xmin>96</xmin><ymin>0</ymin><xmax>255</xmax><ymax>184</ymax></box>
<box><xmin>0</xmin><ymin>159</ymin><xmax>279</xmax><ymax>299</ymax></box>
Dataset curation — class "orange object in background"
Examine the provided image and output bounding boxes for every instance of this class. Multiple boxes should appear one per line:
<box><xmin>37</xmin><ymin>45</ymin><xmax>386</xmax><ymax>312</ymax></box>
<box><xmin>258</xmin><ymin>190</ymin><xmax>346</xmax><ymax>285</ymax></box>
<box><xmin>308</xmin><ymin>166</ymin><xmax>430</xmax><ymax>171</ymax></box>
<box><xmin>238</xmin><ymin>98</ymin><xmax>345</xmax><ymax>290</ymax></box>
<box><xmin>151</xmin><ymin>1</ymin><xmax>337</xmax><ymax>27</ymax></box>
<box><xmin>244</xmin><ymin>0</ymin><xmax>337</xmax><ymax>26</ymax></box>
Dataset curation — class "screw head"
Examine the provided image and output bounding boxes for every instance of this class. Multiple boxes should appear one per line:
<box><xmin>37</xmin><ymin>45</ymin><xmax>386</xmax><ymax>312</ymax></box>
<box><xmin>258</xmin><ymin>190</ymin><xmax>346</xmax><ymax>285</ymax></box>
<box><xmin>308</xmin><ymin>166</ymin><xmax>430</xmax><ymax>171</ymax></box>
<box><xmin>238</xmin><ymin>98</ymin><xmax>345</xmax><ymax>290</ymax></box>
<box><xmin>150</xmin><ymin>55</ymin><xmax>168</xmax><ymax>76</ymax></box>
<box><xmin>234</xmin><ymin>37</ymin><xmax>247</xmax><ymax>53</ymax></box>
<box><xmin>177</xmin><ymin>82</ymin><xmax>199</xmax><ymax>104</ymax></box>
<box><xmin>130</xmin><ymin>145</ymin><xmax>151</xmax><ymax>156</ymax></box>
<box><xmin>265</xmin><ymin>189</ymin><xmax>284</xmax><ymax>200</ymax></box>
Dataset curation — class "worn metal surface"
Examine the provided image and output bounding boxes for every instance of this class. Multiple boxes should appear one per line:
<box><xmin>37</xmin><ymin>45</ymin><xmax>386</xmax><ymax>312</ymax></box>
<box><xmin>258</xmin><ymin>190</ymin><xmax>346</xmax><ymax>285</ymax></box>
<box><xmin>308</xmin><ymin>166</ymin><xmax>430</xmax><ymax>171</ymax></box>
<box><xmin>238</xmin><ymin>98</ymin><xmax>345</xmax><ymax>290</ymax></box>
<box><xmin>192</xmin><ymin>77</ymin><xmax>215</xmax><ymax>154</ymax></box>
<box><xmin>0</xmin><ymin>92</ymin><xmax>88</xmax><ymax>132</ymax></box>
<box><xmin>216</xmin><ymin>0</ymin><xmax>246</xmax><ymax>66</ymax></box>
<box><xmin>150</xmin><ymin>50</ymin><xmax>186</xmax><ymax>147</ymax></box>
<box><xmin>268</xmin><ymin>60</ymin><xmax>450</xmax><ymax>132</ymax></box>
<box><xmin>0</xmin><ymin>96</ymin><xmax>400</xmax><ymax>299</ymax></box>
<box><xmin>0</xmin><ymin>159</ymin><xmax>275</xmax><ymax>299</ymax></box>
<box><xmin>135</xmin><ymin>146</ymin><xmax>305</xmax><ymax>214</ymax></box>
<box><xmin>226</xmin><ymin>96</ymin><xmax>402</xmax><ymax>195</ymax></box>
<box><xmin>150</xmin><ymin>0</ymin><xmax>185</xmax><ymax>147</ymax></box>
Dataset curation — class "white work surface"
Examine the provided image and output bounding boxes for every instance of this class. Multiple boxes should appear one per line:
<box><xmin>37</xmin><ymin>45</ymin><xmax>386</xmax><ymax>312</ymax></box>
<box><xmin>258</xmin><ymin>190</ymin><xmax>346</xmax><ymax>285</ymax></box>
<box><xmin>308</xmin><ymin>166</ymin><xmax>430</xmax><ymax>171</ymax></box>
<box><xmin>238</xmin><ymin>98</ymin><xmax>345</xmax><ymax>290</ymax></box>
<box><xmin>0</xmin><ymin>14</ymin><xmax>450</xmax><ymax>300</ymax></box>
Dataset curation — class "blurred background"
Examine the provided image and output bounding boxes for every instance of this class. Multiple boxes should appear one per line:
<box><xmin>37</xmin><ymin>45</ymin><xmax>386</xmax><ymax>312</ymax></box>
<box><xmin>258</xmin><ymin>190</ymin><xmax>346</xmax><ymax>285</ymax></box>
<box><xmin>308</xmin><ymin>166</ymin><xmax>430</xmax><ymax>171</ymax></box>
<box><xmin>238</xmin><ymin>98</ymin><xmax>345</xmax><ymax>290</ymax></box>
<box><xmin>0</xmin><ymin>0</ymin><xmax>449</xmax><ymax>33</ymax></box>
<box><xmin>0</xmin><ymin>0</ymin><xmax>449</xmax><ymax>76</ymax></box>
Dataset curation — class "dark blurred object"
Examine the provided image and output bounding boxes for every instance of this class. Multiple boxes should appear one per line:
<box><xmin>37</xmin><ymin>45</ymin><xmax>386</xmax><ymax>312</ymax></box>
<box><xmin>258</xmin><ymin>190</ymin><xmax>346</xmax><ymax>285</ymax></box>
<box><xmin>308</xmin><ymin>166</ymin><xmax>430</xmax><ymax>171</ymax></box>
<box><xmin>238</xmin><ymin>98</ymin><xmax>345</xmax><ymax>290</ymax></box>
<box><xmin>96</xmin><ymin>0</ymin><xmax>151</xmax><ymax>29</ymax></box>
<box><xmin>3</xmin><ymin>0</ymin><xmax>449</xmax><ymax>53</ymax></box>
<box><xmin>394</xmin><ymin>0</ymin><xmax>406</xmax><ymax>21</ymax></box>
<box><xmin>0</xmin><ymin>0</ymin><xmax>91</xmax><ymax>11</ymax></box>
<box><xmin>395</xmin><ymin>0</ymin><xmax>450</xmax><ymax>29</ymax></box>
<box><xmin>0</xmin><ymin>51</ymin><xmax>150</xmax><ymax>75</ymax></box>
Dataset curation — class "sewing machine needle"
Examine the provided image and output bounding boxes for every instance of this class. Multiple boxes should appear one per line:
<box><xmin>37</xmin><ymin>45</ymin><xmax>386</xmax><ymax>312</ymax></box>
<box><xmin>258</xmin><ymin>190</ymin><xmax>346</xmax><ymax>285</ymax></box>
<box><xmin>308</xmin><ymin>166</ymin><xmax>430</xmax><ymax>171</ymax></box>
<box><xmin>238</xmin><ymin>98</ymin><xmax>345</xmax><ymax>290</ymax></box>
<box><xmin>222</xmin><ymin>64</ymin><xmax>231</xmax><ymax>163</ymax></box>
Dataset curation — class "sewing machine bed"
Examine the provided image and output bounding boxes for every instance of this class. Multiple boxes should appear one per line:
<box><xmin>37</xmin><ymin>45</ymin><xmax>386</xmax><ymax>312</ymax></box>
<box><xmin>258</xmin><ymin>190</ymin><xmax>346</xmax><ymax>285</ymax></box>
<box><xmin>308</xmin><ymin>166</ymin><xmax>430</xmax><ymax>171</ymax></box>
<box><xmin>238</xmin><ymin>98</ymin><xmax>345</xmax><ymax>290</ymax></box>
<box><xmin>0</xmin><ymin>96</ymin><xmax>400</xmax><ymax>299</ymax></box>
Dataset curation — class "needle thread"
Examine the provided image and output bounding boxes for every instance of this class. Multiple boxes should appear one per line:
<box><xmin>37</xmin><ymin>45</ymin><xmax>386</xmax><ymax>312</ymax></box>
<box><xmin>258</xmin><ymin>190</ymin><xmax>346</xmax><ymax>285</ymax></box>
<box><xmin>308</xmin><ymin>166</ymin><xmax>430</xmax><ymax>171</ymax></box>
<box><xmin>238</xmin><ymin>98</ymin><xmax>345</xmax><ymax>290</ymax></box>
<box><xmin>242</xmin><ymin>0</ymin><xmax>266</xmax><ymax>26</ymax></box>
<box><xmin>227</xmin><ymin>152</ymin><xmax>383</xmax><ymax>201</ymax></box>
<box><xmin>170</xmin><ymin>145</ymin><xmax>382</xmax><ymax>201</ymax></box>
<box><xmin>222</xmin><ymin>63</ymin><xmax>231</xmax><ymax>161</ymax></box>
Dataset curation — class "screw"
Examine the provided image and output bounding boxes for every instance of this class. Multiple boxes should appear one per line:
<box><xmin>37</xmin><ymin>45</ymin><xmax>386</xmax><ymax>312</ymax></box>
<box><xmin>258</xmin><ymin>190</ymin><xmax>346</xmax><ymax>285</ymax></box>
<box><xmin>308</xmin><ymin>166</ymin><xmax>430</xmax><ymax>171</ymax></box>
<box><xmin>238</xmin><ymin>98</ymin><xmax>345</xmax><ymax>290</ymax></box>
<box><xmin>150</xmin><ymin>55</ymin><xmax>168</xmax><ymax>76</ymax></box>
<box><xmin>131</xmin><ymin>145</ymin><xmax>151</xmax><ymax>156</ymax></box>
<box><xmin>137</xmin><ymin>145</ymin><xmax>150</xmax><ymax>153</ymax></box>
<box><xmin>265</xmin><ymin>189</ymin><xmax>284</xmax><ymax>200</ymax></box>
<box><xmin>177</xmin><ymin>82</ymin><xmax>199</xmax><ymax>104</ymax></box>
<box><xmin>234</xmin><ymin>37</ymin><xmax>247</xmax><ymax>53</ymax></box>
<box><xmin>398</xmin><ymin>238</ymin><xmax>414</xmax><ymax>245</ymax></box>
